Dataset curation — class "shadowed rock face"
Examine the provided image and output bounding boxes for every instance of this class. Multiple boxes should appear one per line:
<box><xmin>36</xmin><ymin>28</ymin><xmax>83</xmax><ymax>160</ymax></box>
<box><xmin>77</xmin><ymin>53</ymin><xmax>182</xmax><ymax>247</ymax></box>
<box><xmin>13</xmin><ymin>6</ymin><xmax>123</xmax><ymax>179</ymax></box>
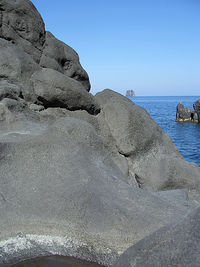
<box><xmin>40</xmin><ymin>31</ymin><xmax>91</xmax><ymax>91</ymax></box>
<box><xmin>113</xmin><ymin>207</ymin><xmax>200</xmax><ymax>267</ymax></box>
<box><xmin>13</xmin><ymin>255</ymin><xmax>104</xmax><ymax>267</ymax></box>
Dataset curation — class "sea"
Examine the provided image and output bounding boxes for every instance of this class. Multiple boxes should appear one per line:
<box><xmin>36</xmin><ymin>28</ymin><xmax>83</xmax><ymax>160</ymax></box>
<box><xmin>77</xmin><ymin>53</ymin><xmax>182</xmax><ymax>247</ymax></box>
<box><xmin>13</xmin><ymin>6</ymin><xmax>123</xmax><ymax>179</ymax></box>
<box><xmin>128</xmin><ymin>96</ymin><xmax>200</xmax><ymax>167</ymax></box>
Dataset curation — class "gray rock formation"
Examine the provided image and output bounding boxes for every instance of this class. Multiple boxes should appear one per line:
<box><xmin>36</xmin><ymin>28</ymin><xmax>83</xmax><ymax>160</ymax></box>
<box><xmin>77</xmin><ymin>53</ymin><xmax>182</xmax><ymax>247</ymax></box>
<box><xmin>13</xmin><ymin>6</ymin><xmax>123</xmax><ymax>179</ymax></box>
<box><xmin>0</xmin><ymin>38</ymin><xmax>40</xmax><ymax>101</ymax></box>
<box><xmin>0</xmin><ymin>117</ymin><xmax>197</xmax><ymax>266</ymax></box>
<box><xmin>0</xmin><ymin>1</ymin><xmax>200</xmax><ymax>267</ymax></box>
<box><xmin>31</xmin><ymin>68</ymin><xmax>99</xmax><ymax>114</ymax></box>
<box><xmin>176</xmin><ymin>102</ymin><xmax>198</xmax><ymax>122</ymax></box>
<box><xmin>0</xmin><ymin>0</ymin><xmax>95</xmax><ymax>113</ymax></box>
<box><xmin>113</xmin><ymin>206</ymin><xmax>200</xmax><ymax>267</ymax></box>
<box><xmin>194</xmin><ymin>99</ymin><xmax>200</xmax><ymax>122</ymax></box>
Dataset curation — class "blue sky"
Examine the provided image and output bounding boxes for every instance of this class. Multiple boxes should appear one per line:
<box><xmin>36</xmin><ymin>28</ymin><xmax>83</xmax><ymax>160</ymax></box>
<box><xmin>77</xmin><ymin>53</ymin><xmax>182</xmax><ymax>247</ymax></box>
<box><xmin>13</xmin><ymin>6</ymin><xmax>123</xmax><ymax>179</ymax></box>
<box><xmin>31</xmin><ymin>0</ymin><xmax>200</xmax><ymax>96</ymax></box>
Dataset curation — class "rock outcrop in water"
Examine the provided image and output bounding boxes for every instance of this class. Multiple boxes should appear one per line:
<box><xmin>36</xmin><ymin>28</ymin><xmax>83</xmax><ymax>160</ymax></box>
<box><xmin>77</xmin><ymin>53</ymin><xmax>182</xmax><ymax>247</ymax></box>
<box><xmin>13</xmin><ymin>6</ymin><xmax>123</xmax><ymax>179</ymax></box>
<box><xmin>194</xmin><ymin>99</ymin><xmax>200</xmax><ymax>122</ymax></box>
<box><xmin>176</xmin><ymin>101</ymin><xmax>199</xmax><ymax>122</ymax></box>
<box><xmin>0</xmin><ymin>1</ymin><xmax>200</xmax><ymax>266</ymax></box>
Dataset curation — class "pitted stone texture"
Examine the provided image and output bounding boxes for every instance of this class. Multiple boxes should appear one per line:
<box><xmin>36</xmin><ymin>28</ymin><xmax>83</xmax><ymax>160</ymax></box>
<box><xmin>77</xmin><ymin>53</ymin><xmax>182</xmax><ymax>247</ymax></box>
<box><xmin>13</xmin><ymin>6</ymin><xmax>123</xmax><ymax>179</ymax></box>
<box><xmin>0</xmin><ymin>0</ymin><xmax>45</xmax><ymax>63</ymax></box>
<box><xmin>40</xmin><ymin>31</ymin><xmax>90</xmax><ymax>91</ymax></box>
<box><xmin>113</xmin><ymin>207</ymin><xmax>200</xmax><ymax>267</ymax></box>
<box><xmin>31</xmin><ymin>68</ymin><xmax>99</xmax><ymax>115</ymax></box>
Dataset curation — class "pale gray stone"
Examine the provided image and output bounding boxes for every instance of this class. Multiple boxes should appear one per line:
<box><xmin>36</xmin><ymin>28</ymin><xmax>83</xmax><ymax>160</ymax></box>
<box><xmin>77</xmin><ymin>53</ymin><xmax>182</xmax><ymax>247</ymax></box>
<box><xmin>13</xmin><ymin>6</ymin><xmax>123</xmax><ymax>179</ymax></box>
<box><xmin>0</xmin><ymin>117</ymin><xmax>197</xmax><ymax>266</ymax></box>
<box><xmin>29</xmin><ymin>103</ymin><xmax>44</xmax><ymax>112</ymax></box>
<box><xmin>113</xmin><ymin>207</ymin><xmax>200</xmax><ymax>267</ymax></box>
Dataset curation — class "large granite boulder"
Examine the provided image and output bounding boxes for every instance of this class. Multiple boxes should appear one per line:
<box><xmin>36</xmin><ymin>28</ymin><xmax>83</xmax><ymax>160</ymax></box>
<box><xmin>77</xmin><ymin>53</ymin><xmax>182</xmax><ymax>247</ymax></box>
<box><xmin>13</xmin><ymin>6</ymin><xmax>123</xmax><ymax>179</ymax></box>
<box><xmin>113</xmin><ymin>207</ymin><xmax>200</xmax><ymax>267</ymax></box>
<box><xmin>95</xmin><ymin>89</ymin><xmax>200</xmax><ymax>193</ymax></box>
<box><xmin>0</xmin><ymin>116</ymin><xmax>197</xmax><ymax>266</ymax></box>
<box><xmin>31</xmin><ymin>68</ymin><xmax>99</xmax><ymax>114</ymax></box>
<box><xmin>176</xmin><ymin>102</ymin><xmax>198</xmax><ymax>122</ymax></box>
<box><xmin>194</xmin><ymin>99</ymin><xmax>200</xmax><ymax>122</ymax></box>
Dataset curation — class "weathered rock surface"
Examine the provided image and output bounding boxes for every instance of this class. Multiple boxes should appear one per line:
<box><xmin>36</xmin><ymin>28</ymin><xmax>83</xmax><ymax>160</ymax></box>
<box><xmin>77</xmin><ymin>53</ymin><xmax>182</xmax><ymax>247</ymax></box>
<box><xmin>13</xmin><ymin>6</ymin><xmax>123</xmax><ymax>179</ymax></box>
<box><xmin>0</xmin><ymin>0</ymin><xmax>45</xmax><ymax>63</ymax></box>
<box><xmin>0</xmin><ymin>0</ymin><xmax>93</xmax><ymax>113</ymax></box>
<box><xmin>0</xmin><ymin>117</ymin><xmax>197</xmax><ymax>266</ymax></box>
<box><xmin>176</xmin><ymin>102</ymin><xmax>198</xmax><ymax>122</ymax></box>
<box><xmin>0</xmin><ymin>38</ymin><xmax>40</xmax><ymax>101</ymax></box>
<box><xmin>194</xmin><ymin>99</ymin><xmax>200</xmax><ymax>122</ymax></box>
<box><xmin>113</xmin><ymin>207</ymin><xmax>200</xmax><ymax>267</ymax></box>
<box><xmin>0</xmin><ymin>1</ymin><xmax>200</xmax><ymax>267</ymax></box>
<box><xmin>95</xmin><ymin>89</ymin><xmax>200</xmax><ymax>193</ymax></box>
<box><xmin>0</xmin><ymin>80</ymin><xmax>21</xmax><ymax>101</ymax></box>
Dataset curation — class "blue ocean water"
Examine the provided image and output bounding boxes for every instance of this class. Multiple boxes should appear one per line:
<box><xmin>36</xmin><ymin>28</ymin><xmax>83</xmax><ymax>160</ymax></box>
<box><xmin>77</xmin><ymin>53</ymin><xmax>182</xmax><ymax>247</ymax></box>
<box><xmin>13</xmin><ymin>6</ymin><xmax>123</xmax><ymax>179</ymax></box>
<box><xmin>128</xmin><ymin>96</ymin><xmax>200</xmax><ymax>166</ymax></box>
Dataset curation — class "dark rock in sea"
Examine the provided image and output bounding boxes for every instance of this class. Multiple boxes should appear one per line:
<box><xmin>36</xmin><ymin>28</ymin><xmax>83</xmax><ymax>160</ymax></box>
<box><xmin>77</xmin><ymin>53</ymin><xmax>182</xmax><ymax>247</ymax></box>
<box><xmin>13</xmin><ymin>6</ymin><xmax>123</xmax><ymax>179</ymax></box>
<box><xmin>193</xmin><ymin>99</ymin><xmax>200</xmax><ymax>122</ymax></box>
<box><xmin>176</xmin><ymin>102</ymin><xmax>198</xmax><ymax>122</ymax></box>
<box><xmin>0</xmin><ymin>1</ymin><xmax>200</xmax><ymax>267</ymax></box>
<box><xmin>113</xmin><ymin>206</ymin><xmax>200</xmax><ymax>267</ymax></box>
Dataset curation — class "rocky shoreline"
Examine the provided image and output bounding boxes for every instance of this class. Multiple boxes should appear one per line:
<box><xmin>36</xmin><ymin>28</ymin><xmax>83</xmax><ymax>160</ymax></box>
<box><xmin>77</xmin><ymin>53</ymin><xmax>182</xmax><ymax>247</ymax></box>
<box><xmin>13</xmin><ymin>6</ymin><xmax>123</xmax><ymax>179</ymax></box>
<box><xmin>0</xmin><ymin>1</ymin><xmax>200</xmax><ymax>266</ymax></box>
<box><xmin>176</xmin><ymin>99</ymin><xmax>200</xmax><ymax>123</ymax></box>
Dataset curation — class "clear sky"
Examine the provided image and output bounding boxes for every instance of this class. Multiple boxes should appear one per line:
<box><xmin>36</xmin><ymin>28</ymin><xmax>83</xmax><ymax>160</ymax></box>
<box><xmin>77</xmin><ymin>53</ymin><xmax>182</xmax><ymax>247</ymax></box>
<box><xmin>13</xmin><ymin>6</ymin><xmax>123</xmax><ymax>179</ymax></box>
<box><xmin>31</xmin><ymin>0</ymin><xmax>200</xmax><ymax>96</ymax></box>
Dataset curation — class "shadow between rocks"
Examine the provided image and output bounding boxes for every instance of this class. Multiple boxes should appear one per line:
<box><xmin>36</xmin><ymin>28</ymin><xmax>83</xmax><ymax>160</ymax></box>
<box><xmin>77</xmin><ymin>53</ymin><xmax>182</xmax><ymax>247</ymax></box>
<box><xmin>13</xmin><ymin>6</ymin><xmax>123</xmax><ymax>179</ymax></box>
<box><xmin>12</xmin><ymin>256</ymin><xmax>105</xmax><ymax>267</ymax></box>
